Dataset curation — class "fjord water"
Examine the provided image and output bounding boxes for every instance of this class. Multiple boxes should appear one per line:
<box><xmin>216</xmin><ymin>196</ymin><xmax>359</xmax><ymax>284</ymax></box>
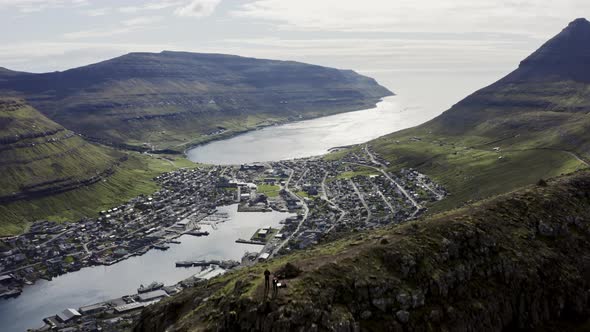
<box><xmin>187</xmin><ymin>70</ymin><xmax>505</xmax><ymax>165</ymax></box>
<box><xmin>0</xmin><ymin>205</ymin><xmax>292</xmax><ymax>332</ymax></box>
<box><xmin>187</xmin><ymin>96</ymin><xmax>415</xmax><ymax>164</ymax></box>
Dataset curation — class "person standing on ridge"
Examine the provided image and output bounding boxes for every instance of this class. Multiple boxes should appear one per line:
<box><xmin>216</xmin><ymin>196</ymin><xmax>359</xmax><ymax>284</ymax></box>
<box><xmin>264</xmin><ymin>269</ymin><xmax>271</xmax><ymax>296</ymax></box>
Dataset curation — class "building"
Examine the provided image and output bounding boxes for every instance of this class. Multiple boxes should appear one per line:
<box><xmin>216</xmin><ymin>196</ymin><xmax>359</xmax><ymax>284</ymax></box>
<box><xmin>257</xmin><ymin>228</ymin><xmax>269</xmax><ymax>238</ymax></box>
<box><xmin>258</xmin><ymin>253</ymin><xmax>270</xmax><ymax>261</ymax></box>
<box><xmin>79</xmin><ymin>303</ymin><xmax>107</xmax><ymax>315</ymax></box>
<box><xmin>114</xmin><ymin>302</ymin><xmax>146</xmax><ymax>314</ymax></box>
<box><xmin>0</xmin><ymin>274</ymin><xmax>13</xmax><ymax>284</ymax></box>
<box><xmin>137</xmin><ymin>289</ymin><xmax>168</xmax><ymax>302</ymax></box>
<box><xmin>240</xmin><ymin>164</ymin><xmax>265</xmax><ymax>171</ymax></box>
<box><xmin>57</xmin><ymin>308</ymin><xmax>81</xmax><ymax>323</ymax></box>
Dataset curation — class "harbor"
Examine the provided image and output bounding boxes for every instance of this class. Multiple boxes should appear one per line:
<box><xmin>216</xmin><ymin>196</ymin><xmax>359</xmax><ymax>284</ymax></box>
<box><xmin>0</xmin><ymin>205</ymin><xmax>292</xmax><ymax>332</ymax></box>
<box><xmin>38</xmin><ymin>266</ymin><xmax>225</xmax><ymax>331</ymax></box>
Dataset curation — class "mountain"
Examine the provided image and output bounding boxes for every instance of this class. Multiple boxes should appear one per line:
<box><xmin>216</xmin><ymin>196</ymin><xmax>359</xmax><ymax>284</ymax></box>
<box><xmin>0</xmin><ymin>52</ymin><xmax>392</xmax><ymax>150</ymax></box>
<box><xmin>0</xmin><ymin>98</ymin><xmax>122</xmax><ymax>202</ymax></box>
<box><xmin>135</xmin><ymin>169</ymin><xmax>590</xmax><ymax>331</ymax></box>
<box><xmin>502</xmin><ymin>18</ymin><xmax>590</xmax><ymax>83</ymax></box>
<box><xmin>0</xmin><ymin>97</ymin><xmax>191</xmax><ymax>236</ymax></box>
<box><xmin>369</xmin><ymin>18</ymin><xmax>590</xmax><ymax>211</ymax></box>
<box><xmin>0</xmin><ymin>98</ymin><xmax>126</xmax><ymax>233</ymax></box>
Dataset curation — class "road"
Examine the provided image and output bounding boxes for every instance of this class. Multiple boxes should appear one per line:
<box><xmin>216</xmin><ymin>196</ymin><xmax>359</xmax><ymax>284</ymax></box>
<box><xmin>362</xmin><ymin>145</ymin><xmax>421</xmax><ymax>217</ymax></box>
<box><xmin>364</xmin><ymin>144</ymin><xmax>381</xmax><ymax>165</ymax></box>
<box><xmin>271</xmin><ymin>169</ymin><xmax>309</xmax><ymax>257</ymax></box>
<box><xmin>348</xmin><ymin>179</ymin><xmax>371</xmax><ymax>224</ymax></box>
<box><xmin>321</xmin><ymin>172</ymin><xmax>347</xmax><ymax>232</ymax></box>
<box><xmin>376</xmin><ymin>189</ymin><xmax>395</xmax><ymax>213</ymax></box>
<box><xmin>416</xmin><ymin>175</ymin><xmax>445</xmax><ymax>201</ymax></box>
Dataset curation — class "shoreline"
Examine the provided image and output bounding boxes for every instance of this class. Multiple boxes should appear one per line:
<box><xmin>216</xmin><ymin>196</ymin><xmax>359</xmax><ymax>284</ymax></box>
<box><xmin>181</xmin><ymin>97</ymin><xmax>389</xmax><ymax>160</ymax></box>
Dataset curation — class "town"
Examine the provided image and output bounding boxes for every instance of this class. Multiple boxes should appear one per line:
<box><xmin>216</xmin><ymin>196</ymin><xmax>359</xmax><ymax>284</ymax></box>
<box><xmin>0</xmin><ymin>146</ymin><xmax>446</xmax><ymax>330</ymax></box>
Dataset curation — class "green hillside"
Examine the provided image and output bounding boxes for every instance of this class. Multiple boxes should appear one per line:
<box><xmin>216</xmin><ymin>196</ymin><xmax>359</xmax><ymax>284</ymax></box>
<box><xmin>368</xmin><ymin>18</ymin><xmax>590</xmax><ymax>211</ymax></box>
<box><xmin>0</xmin><ymin>98</ymin><xmax>122</xmax><ymax>200</ymax></box>
<box><xmin>0</xmin><ymin>98</ymin><xmax>186</xmax><ymax>235</ymax></box>
<box><xmin>135</xmin><ymin>169</ymin><xmax>590</xmax><ymax>332</ymax></box>
<box><xmin>0</xmin><ymin>52</ymin><xmax>392</xmax><ymax>151</ymax></box>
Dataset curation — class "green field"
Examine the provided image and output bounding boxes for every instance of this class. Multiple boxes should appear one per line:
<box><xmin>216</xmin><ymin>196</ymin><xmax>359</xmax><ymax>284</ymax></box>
<box><xmin>371</xmin><ymin>131</ymin><xmax>587</xmax><ymax>213</ymax></box>
<box><xmin>0</xmin><ymin>153</ymin><xmax>195</xmax><ymax>236</ymax></box>
<box><xmin>256</xmin><ymin>184</ymin><xmax>281</xmax><ymax>198</ymax></box>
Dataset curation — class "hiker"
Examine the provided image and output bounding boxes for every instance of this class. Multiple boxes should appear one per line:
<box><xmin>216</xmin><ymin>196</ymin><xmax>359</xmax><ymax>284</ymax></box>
<box><xmin>272</xmin><ymin>276</ymin><xmax>279</xmax><ymax>298</ymax></box>
<box><xmin>264</xmin><ymin>269</ymin><xmax>271</xmax><ymax>295</ymax></box>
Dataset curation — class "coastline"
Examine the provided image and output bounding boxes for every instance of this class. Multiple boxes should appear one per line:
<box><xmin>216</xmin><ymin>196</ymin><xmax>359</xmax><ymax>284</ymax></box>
<box><xmin>181</xmin><ymin>96</ymin><xmax>390</xmax><ymax>159</ymax></box>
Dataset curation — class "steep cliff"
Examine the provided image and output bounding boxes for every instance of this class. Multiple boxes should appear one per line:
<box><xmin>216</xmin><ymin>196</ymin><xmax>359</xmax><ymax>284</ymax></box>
<box><xmin>135</xmin><ymin>170</ymin><xmax>590</xmax><ymax>331</ymax></box>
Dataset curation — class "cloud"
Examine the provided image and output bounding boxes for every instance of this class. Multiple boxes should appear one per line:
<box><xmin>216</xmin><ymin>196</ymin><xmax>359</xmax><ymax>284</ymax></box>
<box><xmin>233</xmin><ymin>0</ymin><xmax>589</xmax><ymax>36</ymax></box>
<box><xmin>82</xmin><ymin>7</ymin><xmax>109</xmax><ymax>16</ymax></box>
<box><xmin>0</xmin><ymin>0</ymin><xmax>88</xmax><ymax>12</ymax></box>
<box><xmin>174</xmin><ymin>0</ymin><xmax>220</xmax><ymax>17</ymax></box>
<box><xmin>122</xmin><ymin>16</ymin><xmax>162</xmax><ymax>27</ymax></box>
<box><xmin>62</xmin><ymin>16</ymin><xmax>162</xmax><ymax>39</ymax></box>
<box><xmin>118</xmin><ymin>1</ymin><xmax>183</xmax><ymax>13</ymax></box>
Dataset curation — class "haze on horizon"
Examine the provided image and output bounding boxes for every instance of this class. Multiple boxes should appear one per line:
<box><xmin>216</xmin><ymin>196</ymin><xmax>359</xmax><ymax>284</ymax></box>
<box><xmin>0</xmin><ymin>0</ymin><xmax>587</xmax><ymax>118</ymax></box>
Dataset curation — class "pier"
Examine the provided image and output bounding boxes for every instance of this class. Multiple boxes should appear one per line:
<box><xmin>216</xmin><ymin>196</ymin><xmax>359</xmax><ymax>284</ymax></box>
<box><xmin>175</xmin><ymin>260</ymin><xmax>239</xmax><ymax>269</ymax></box>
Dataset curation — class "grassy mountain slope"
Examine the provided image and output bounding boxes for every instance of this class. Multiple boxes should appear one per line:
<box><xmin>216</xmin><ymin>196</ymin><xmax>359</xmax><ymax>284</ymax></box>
<box><xmin>0</xmin><ymin>52</ymin><xmax>392</xmax><ymax>150</ymax></box>
<box><xmin>135</xmin><ymin>169</ymin><xmax>590</xmax><ymax>332</ymax></box>
<box><xmin>0</xmin><ymin>98</ymin><xmax>188</xmax><ymax>235</ymax></box>
<box><xmin>0</xmin><ymin>98</ymin><xmax>122</xmax><ymax>201</ymax></box>
<box><xmin>368</xmin><ymin>18</ymin><xmax>590</xmax><ymax>212</ymax></box>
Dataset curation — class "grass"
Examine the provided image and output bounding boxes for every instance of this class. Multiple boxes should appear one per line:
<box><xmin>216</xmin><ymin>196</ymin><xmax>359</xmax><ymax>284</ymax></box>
<box><xmin>0</xmin><ymin>153</ymin><xmax>196</xmax><ymax>236</ymax></box>
<box><xmin>371</xmin><ymin>131</ymin><xmax>587</xmax><ymax>213</ymax></box>
<box><xmin>256</xmin><ymin>184</ymin><xmax>281</xmax><ymax>198</ymax></box>
<box><xmin>336</xmin><ymin>165</ymin><xmax>380</xmax><ymax>180</ymax></box>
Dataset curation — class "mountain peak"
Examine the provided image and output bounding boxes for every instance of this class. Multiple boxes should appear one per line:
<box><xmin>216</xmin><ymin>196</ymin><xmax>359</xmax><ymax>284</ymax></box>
<box><xmin>567</xmin><ymin>17</ymin><xmax>590</xmax><ymax>29</ymax></box>
<box><xmin>503</xmin><ymin>18</ymin><xmax>590</xmax><ymax>82</ymax></box>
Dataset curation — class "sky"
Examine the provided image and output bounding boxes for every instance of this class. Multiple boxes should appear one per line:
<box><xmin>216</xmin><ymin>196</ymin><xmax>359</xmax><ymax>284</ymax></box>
<box><xmin>0</xmin><ymin>0</ymin><xmax>587</xmax><ymax>116</ymax></box>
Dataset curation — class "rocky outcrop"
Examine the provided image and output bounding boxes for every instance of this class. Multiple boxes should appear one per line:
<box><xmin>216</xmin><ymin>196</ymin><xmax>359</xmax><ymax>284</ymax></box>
<box><xmin>136</xmin><ymin>170</ymin><xmax>590</xmax><ymax>332</ymax></box>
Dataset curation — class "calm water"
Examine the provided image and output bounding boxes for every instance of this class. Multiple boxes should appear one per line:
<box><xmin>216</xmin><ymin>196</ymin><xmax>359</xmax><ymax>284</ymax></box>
<box><xmin>187</xmin><ymin>96</ymin><xmax>425</xmax><ymax>164</ymax></box>
<box><xmin>0</xmin><ymin>205</ymin><xmax>292</xmax><ymax>332</ymax></box>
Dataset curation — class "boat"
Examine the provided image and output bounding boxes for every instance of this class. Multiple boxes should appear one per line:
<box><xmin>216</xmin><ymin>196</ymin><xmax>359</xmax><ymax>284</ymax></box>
<box><xmin>137</xmin><ymin>281</ymin><xmax>164</xmax><ymax>293</ymax></box>
<box><xmin>187</xmin><ymin>231</ymin><xmax>210</xmax><ymax>237</ymax></box>
<box><xmin>152</xmin><ymin>244</ymin><xmax>170</xmax><ymax>250</ymax></box>
<box><xmin>175</xmin><ymin>261</ymin><xmax>194</xmax><ymax>267</ymax></box>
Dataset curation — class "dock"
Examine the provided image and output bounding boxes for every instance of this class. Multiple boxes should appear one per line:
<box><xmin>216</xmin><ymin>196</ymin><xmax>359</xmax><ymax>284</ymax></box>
<box><xmin>235</xmin><ymin>239</ymin><xmax>266</xmax><ymax>245</ymax></box>
<box><xmin>175</xmin><ymin>260</ymin><xmax>239</xmax><ymax>269</ymax></box>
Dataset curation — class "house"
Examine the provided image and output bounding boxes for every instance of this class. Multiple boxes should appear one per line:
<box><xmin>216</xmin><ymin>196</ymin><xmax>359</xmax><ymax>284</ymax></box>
<box><xmin>240</xmin><ymin>164</ymin><xmax>265</xmax><ymax>171</ymax></box>
<box><xmin>57</xmin><ymin>308</ymin><xmax>81</xmax><ymax>323</ymax></box>
<box><xmin>0</xmin><ymin>275</ymin><xmax>13</xmax><ymax>284</ymax></box>
<box><xmin>257</xmin><ymin>228</ymin><xmax>269</xmax><ymax>238</ymax></box>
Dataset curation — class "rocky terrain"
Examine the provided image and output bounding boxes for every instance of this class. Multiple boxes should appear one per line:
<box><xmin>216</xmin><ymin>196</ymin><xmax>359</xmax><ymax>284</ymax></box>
<box><xmin>134</xmin><ymin>169</ymin><xmax>590</xmax><ymax>332</ymax></box>
<box><xmin>0</xmin><ymin>52</ymin><xmax>392</xmax><ymax>150</ymax></box>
